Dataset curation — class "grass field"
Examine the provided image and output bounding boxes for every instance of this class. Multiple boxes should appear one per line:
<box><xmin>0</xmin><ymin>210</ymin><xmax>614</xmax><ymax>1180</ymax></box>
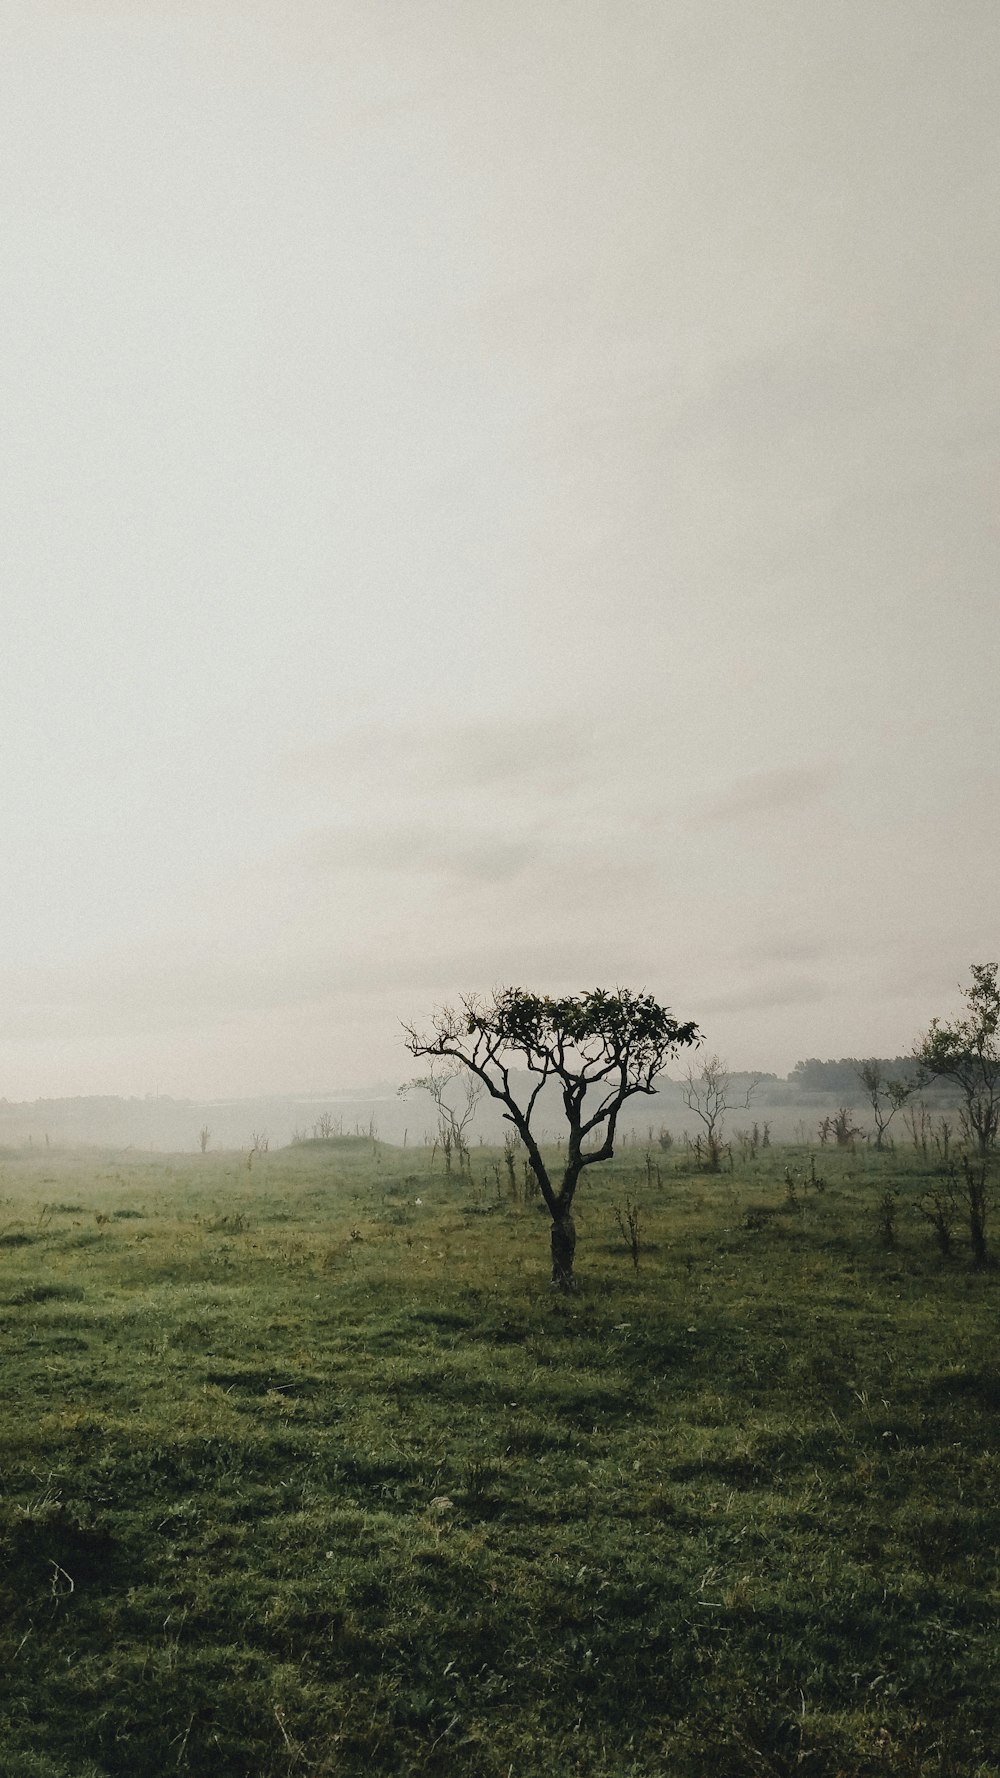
<box><xmin>0</xmin><ymin>1136</ymin><xmax>997</xmax><ymax>1777</ymax></box>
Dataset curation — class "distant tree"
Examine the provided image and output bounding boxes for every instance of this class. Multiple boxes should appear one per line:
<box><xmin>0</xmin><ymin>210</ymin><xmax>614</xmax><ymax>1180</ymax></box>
<box><xmin>790</xmin><ymin>1058</ymin><xmax>859</xmax><ymax>1094</ymax></box>
<box><xmin>790</xmin><ymin>1056</ymin><xmax>917</xmax><ymax>1096</ymax></box>
<box><xmin>830</xmin><ymin>1106</ymin><xmax>863</xmax><ymax>1148</ymax></box>
<box><xmin>856</xmin><ymin>1061</ymin><xmax>913</xmax><ymax>1150</ymax></box>
<box><xmin>915</xmin><ymin>964</ymin><xmax>1000</xmax><ymax>1155</ymax></box>
<box><xmin>312</xmin><ymin>1112</ymin><xmax>342</xmax><ymax>1139</ymax></box>
<box><xmin>400</xmin><ymin>1062</ymin><xmax>482</xmax><ymax>1177</ymax></box>
<box><xmin>403</xmin><ymin>987</ymin><xmax>699</xmax><ymax>1289</ymax></box>
<box><xmin>199</xmin><ymin>1125</ymin><xmax>211</xmax><ymax>1154</ymax></box>
<box><xmin>681</xmin><ymin>1055</ymin><xmax>761</xmax><ymax>1171</ymax></box>
<box><xmin>246</xmin><ymin>1130</ymin><xmax>269</xmax><ymax>1170</ymax></box>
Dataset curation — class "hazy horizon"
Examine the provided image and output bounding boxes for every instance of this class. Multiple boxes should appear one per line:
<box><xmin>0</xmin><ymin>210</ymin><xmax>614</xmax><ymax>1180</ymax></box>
<box><xmin>2</xmin><ymin>4</ymin><xmax>997</xmax><ymax>1100</ymax></box>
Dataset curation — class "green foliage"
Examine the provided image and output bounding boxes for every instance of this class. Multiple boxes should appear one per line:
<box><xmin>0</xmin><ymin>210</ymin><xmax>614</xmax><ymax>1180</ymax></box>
<box><xmin>405</xmin><ymin>986</ymin><xmax>699</xmax><ymax>1286</ymax></box>
<box><xmin>916</xmin><ymin>963</ymin><xmax>1000</xmax><ymax>1154</ymax></box>
<box><xmin>856</xmin><ymin>1060</ymin><xmax>914</xmax><ymax>1150</ymax></box>
<box><xmin>0</xmin><ymin>1140</ymin><xmax>997</xmax><ymax>1775</ymax></box>
<box><xmin>470</xmin><ymin>985</ymin><xmax>699</xmax><ymax>1068</ymax></box>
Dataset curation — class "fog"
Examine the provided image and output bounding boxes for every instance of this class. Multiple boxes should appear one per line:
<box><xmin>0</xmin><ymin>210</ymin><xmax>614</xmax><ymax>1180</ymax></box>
<box><xmin>1</xmin><ymin>4</ymin><xmax>997</xmax><ymax>1103</ymax></box>
<box><xmin>1</xmin><ymin>1064</ymin><xmax>960</xmax><ymax>1154</ymax></box>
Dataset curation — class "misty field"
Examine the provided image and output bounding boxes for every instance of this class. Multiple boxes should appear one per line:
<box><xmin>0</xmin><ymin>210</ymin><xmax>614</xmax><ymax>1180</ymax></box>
<box><xmin>0</xmin><ymin>1138</ymin><xmax>997</xmax><ymax>1778</ymax></box>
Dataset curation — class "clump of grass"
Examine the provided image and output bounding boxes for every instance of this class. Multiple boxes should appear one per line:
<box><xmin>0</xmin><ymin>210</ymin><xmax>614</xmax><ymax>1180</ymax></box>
<box><xmin>6</xmin><ymin>1282</ymin><xmax>85</xmax><ymax>1306</ymax></box>
<box><xmin>461</xmin><ymin>1455</ymin><xmax>505</xmax><ymax>1516</ymax></box>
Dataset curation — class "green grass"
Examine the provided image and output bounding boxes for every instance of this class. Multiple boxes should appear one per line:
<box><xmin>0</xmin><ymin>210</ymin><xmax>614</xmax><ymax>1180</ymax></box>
<box><xmin>0</xmin><ymin>1138</ymin><xmax>997</xmax><ymax>1776</ymax></box>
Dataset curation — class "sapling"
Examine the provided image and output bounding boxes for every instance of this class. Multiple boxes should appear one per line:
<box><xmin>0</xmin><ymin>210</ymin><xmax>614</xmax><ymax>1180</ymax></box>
<box><xmin>916</xmin><ymin>1177</ymin><xmax>959</xmax><ymax>1256</ymax></box>
<box><xmin>903</xmin><ymin>1100</ymin><xmax>932</xmax><ymax>1157</ymax></box>
<box><xmin>831</xmin><ymin>1107</ymin><xmax>862</xmax><ymax>1148</ymax></box>
<box><xmin>933</xmin><ymin>1117</ymin><xmax>953</xmax><ymax>1161</ymax></box>
<box><xmin>856</xmin><ymin>1061</ymin><xmax>913</xmax><ymax>1150</ymax></box>
<box><xmin>612</xmin><ymin>1195</ymin><xmax>643</xmax><ymax>1273</ymax></box>
<box><xmin>402</xmin><ymin>1063</ymin><xmax>482</xmax><ymax>1179</ymax></box>
<box><xmin>876</xmin><ymin>1188</ymin><xmax>899</xmax><ymax>1248</ymax></box>
<box><xmin>503</xmin><ymin>1132</ymin><xmax>519</xmax><ymax>1199</ymax></box>
<box><xmin>959</xmin><ymin>1155</ymin><xmax>990</xmax><ymax>1268</ymax></box>
<box><xmin>682</xmin><ymin>1056</ymin><xmax>761</xmax><ymax>1174</ymax></box>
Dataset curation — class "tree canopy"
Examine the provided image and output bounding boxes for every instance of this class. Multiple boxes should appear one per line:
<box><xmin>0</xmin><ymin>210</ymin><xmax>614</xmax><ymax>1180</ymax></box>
<box><xmin>915</xmin><ymin>963</ymin><xmax>1000</xmax><ymax>1154</ymax></box>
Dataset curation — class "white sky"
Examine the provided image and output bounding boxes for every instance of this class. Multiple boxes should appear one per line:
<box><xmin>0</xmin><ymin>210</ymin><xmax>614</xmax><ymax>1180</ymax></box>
<box><xmin>0</xmin><ymin>0</ymin><xmax>997</xmax><ymax>1098</ymax></box>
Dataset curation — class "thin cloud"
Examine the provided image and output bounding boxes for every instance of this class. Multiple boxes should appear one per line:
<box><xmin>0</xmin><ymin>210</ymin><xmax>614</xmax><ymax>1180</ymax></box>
<box><xmin>691</xmin><ymin>764</ymin><xmax>838</xmax><ymax>827</ymax></box>
<box><xmin>741</xmin><ymin>935</ymin><xmax>827</xmax><ymax>967</ymax></box>
<box><xmin>696</xmin><ymin>977</ymin><xmax>829</xmax><ymax>1017</ymax></box>
<box><xmin>290</xmin><ymin>821</ymin><xmax>537</xmax><ymax>883</ymax></box>
<box><xmin>2</xmin><ymin>934</ymin><xmax>666</xmax><ymax>1043</ymax></box>
<box><xmin>274</xmin><ymin>716</ymin><xmax>595</xmax><ymax>797</ymax></box>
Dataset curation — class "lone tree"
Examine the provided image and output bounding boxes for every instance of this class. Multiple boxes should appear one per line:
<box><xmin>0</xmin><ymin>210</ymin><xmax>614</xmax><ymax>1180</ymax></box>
<box><xmin>856</xmin><ymin>1060</ymin><xmax>913</xmax><ymax>1150</ymax></box>
<box><xmin>403</xmin><ymin>987</ymin><xmax>699</xmax><ymax>1289</ymax></box>
<box><xmin>915</xmin><ymin>963</ymin><xmax>1000</xmax><ymax>1156</ymax></box>
<box><xmin>681</xmin><ymin>1054</ymin><xmax>761</xmax><ymax>1171</ymax></box>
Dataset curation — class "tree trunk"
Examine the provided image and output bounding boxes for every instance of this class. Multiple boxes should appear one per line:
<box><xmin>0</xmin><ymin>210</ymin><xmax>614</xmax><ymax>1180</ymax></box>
<box><xmin>550</xmin><ymin>1210</ymin><xmax>577</xmax><ymax>1290</ymax></box>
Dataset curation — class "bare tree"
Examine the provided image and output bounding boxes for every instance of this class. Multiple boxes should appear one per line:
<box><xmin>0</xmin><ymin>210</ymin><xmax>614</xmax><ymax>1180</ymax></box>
<box><xmin>856</xmin><ymin>1060</ymin><xmax>913</xmax><ymax>1150</ymax></box>
<box><xmin>400</xmin><ymin>1062</ymin><xmax>482</xmax><ymax>1177</ymax></box>
<box><xmin>682</xmin><ymin>1055</ymin><xmax>760</xmax><ymax>1171</ymax></box>
<box><xmin>403</xmin><ymin>987</ymin><xmax>699</xmax><ymax>1288</ymax></box>
<box><xmin>246</xmin><ymin>1130</ymin><xmax>269</xmax><ymax>1171</ymax></box>
<box><xmin>198</xmin><ymin>1125</ymin><xmax>211</xmax><ymax>1154</ymax></box>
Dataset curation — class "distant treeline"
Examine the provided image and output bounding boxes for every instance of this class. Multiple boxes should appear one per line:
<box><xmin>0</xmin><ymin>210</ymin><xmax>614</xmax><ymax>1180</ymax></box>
<box><xmin>788</xmin><ymin>1057</ymin><xmax>927</xmax><ymax>1095</ymax></box>
<box><xmin>653</xmin><ymin>1059</ymin><xmax>957</xmax><ymax>1114</ymax></box>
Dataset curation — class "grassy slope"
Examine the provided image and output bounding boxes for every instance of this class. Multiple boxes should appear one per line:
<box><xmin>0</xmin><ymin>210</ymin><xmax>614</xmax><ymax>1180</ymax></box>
<box><xmin>0</xmin><ymin>1138</ymin><xmax>997</xmax><ymax>1777</ymax></box>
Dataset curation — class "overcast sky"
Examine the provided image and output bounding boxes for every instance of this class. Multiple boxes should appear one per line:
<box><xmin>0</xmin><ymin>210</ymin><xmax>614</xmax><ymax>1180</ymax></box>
<box><xmin>0</xmin><ymin>1</ymin><xmax>997</xmax><ymax>1098</ymax></box>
